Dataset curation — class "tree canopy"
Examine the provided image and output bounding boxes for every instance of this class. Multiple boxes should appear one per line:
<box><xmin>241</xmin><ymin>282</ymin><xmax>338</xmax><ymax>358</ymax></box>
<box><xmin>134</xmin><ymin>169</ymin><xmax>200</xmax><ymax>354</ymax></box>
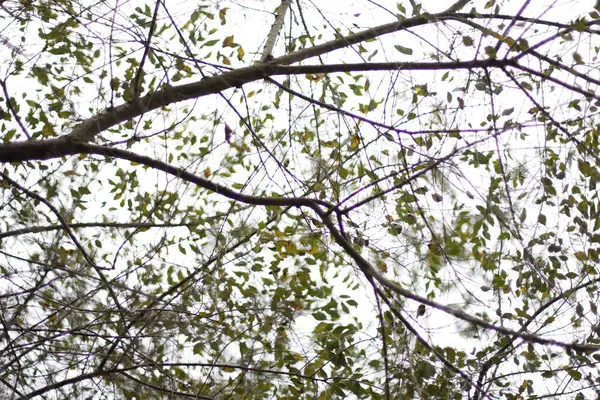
<box><xmin>2</xmin><ymin>0</ymin><xmax>600</xmax><ymax>398</ymax></box>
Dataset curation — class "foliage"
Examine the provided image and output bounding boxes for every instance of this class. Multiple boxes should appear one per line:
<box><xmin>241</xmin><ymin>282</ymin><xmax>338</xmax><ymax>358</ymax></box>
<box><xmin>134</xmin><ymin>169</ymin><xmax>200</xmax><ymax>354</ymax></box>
<box><xmin>1</xmin><ymin>0</ymin><xmax>600</xmax><ymax>398</ymax></box>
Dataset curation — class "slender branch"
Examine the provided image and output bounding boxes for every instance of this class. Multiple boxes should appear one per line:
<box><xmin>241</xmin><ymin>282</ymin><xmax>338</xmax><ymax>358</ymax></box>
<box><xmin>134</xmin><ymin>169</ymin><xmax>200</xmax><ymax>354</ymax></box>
<box><xmin>267</xmin><ymin>76</ymin><xmax>422</xmax><ymax>137</ymax></box>
<box><xmin>373</xmin><ymin>285</ymin><xmax>391</xmax><ymax>400</ymax></box>
<box><xmin>118</xmin><ymin>371</ymin><xmax>216</xmax><ymax>399</ymax></box>
<box><xmin>0</xmin><ymin>376</ymin><xmax>25</xmax><ymax>398</ymax></box>
<box><xmin>338</xmin><ymin>142</ymin><xmax>462</xmax><ymax>215</ymax></box>
<box><xmin>445</xmin><ymin>0</ymin><xmax>471</xmax><ymax>12</ymax></box>
<box><xmin>502</xmin><ymin>68</ymin><xmax>600</xmax><ymax>166</ymax></box>
<box><xmin>526</xmin><ymin>48</ymin><xmax>600</xmax><ymax>88</ymax></box>
<box><xmin>368</xmin><ymin>277</ymin><xmax>491</xmax><ymax>399</ymax></box>
<box><xmin>0</xmin><ymin>206</ymin><xmax>250</xmax><ymax>239</ymax></box>
<box><xmin>93</xmin><ymin>210</ymin><xmax>286</xmax><ymax>375</ymax></box>
<box><xmin>131</xmin><ymin>0</ymin><xmax>161</xmax><ymax>100</ymax></box>
<box><xmin>474</xmin><ymin>277</ymin><xmax>600</xmax><ymax>400</ymax></box>
<box><xmin>0</xmin><ymin>172</ymin><xmax>128</xmax><ymax>335</ymax></box>
<box><xmin>0</xmin><ymin>173</ymin><xmax>109</xmax><ymax>272</ymax></box>
<box><xmin>0</xmin><ymin>78</ymin><xmax>31</xmax><ymax>139</ymax></box>
<box><xmin>493</xmin><ymin>0</ymin><xmax>530</xmax><ymax>54</ymax></box>
<box><xmin>0</xmin><ymin>221</ymin><xmax>192</xmax><ymax>239</ymax></box>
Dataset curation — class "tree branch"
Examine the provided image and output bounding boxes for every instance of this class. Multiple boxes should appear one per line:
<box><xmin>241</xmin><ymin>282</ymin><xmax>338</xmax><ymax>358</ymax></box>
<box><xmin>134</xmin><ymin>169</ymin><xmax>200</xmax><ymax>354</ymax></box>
<box><xmin>314</xmin><ymin>206</ymin><xmax>600</xmax><ymax>353</ymax></box>
<box><xmin>260</xmin><ymin>0</ymin><xmax>292</xmax><ymax>61</ymax></box>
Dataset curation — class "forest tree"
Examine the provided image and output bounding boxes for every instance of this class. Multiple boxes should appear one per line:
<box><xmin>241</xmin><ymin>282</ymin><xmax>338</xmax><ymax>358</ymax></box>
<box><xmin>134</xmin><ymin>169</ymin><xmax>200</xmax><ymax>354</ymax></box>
<box><xmin>0</xmin><ymin>0</ymin><xmax>599</xmax><ymax>399</ymax></box>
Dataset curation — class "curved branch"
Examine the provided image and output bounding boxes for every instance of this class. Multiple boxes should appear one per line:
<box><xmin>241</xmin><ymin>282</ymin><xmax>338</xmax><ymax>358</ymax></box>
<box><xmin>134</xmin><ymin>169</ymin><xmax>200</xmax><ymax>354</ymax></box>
<box><xmin>313</xmin><ymin>207</ymin><xmax>600</xmax><ymax>353</ymax></box>
<box><xmin>19</xmin><ymin>359</ymin><xmax>370</xmax><ymax>400</ymax></box>
<box><xmin>0</xmin><ymin>140</ymin><xmax>334</xmax><ymax>209</ymax></box>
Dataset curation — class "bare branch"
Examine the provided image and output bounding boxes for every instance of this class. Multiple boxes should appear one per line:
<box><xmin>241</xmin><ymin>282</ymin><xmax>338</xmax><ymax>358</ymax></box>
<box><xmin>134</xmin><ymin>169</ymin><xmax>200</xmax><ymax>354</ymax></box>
<box><xmin>445</xmin><ymin>0</ymin><xmax>471</xmax><ymax>12</ymax></box>
<box><xmin>260</xmin><ymin>0</ymin><xmax>292</xmax><ymax>61</ymax></box>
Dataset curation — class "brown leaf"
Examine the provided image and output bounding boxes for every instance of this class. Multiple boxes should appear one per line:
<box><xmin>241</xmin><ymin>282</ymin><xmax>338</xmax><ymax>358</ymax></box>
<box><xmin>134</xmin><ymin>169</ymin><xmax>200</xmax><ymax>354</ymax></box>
<box><xmin>224</xmin><ymin>124</ymin><xmax>234</xmax><ymax>144</ymax></box>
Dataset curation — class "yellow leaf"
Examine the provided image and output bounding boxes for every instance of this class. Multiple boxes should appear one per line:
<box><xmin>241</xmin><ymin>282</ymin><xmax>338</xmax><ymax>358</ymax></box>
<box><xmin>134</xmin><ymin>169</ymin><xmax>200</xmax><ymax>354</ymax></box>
<box><xmin>41</xmin><ymin>124</ymin><xmax>54</xmax><ymax>137</ymax></box>
<box><xmin>237</xmin><ymin>46</ymin><xmax>245</xmax><ymax>60</ymax></box>
<box><xmin>414</xmin><ymin>84</ymin><xmax>429</xmax><ymax>96</ymax></box>
<box><xmin>223</xmin><ymin>35</ymin><xmax>235</xmax><ymax>48</ymax></box>
<box><xmin>203</xmin><ymin>168</ymin><xmax>210</xmax><ymax>177</ymax></box>
<box><xmin>504</xmin><ymin>36</ymin><xmax>515</xmax><ymax>49</ymax></box>
<box><xmin>284</xmin><ymin>241</ymin><xmax>297</xmax><ymax>252</ymax></box>
<box><xmin>305</xmin><ymin>73</ymin><xmax>325</xmax><ymax>82</ymax></box>
<box><xmin>219</xmin><ymin>8</ymin><xmax>227</xmax><ymax>25</ymax></box>
<box><xmin>575</xmin><ymin>251</ymin><xmax>587</xmax><ymax>261</ymax></box>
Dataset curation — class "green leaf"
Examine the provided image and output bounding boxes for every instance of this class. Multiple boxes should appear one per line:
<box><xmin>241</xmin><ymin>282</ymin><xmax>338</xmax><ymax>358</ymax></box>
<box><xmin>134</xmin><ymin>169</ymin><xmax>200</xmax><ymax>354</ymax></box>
<box><xmin>313</xmin><ymin>312</ymin><xmax>327</xmax><ymax>321</ymax></box>
<box><xmin>394</xmin><ymin>44</ymin><xmax>413</xmax><ymax>55</ymax></box>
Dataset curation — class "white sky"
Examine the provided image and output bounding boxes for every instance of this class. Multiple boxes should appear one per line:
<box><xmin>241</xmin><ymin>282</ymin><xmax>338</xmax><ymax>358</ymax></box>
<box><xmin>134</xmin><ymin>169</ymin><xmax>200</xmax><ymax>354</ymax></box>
<box><xmin>1</xmin><ymin>0</ymin><xmax>599</xmax><ymax>398</ymax></box>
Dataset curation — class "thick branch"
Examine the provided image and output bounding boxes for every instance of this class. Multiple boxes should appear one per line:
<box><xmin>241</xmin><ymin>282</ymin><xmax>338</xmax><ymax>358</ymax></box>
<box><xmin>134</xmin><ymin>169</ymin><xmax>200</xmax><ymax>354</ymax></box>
<box><xmin>55</xmin><ymin>10</ymin><xmax>578</xmax><ymax>144</ymax></box>
<box><xmin>65</xmin><ymin>11</ymin><xmax>470</xmax><ymax>143</ymax></box>
<box><xmin>269</xmin><ymin>59</ymin><xmax>516</xmax><ymax>74</ymax></box>
<box><xmin>0</xmin><ymin>139</ymin><xmax>332</xmax><ymax>209</ymax></box>
<box><xmin>54</xmin><ymin>58</ymin><xmax>514</xmax><ymax>143</ymax></box>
